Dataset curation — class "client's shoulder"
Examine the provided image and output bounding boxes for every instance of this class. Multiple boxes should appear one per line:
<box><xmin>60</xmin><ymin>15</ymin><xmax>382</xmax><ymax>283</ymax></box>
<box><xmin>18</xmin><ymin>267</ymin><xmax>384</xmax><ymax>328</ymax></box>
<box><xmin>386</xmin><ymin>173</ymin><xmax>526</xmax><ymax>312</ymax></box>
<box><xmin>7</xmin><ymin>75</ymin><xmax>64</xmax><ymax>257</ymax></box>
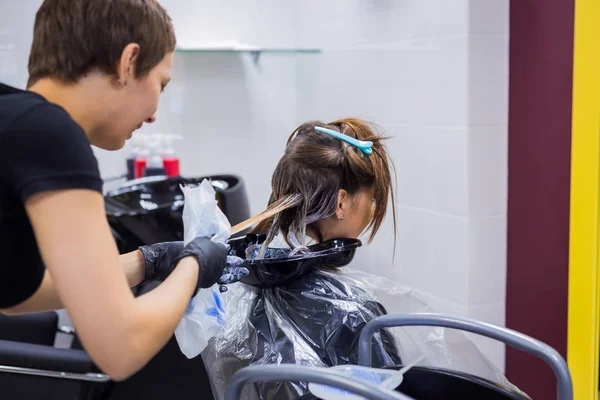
<box><xmin>285</xmin><ymin>271</ymin><xmax>374</xmax><ymax>299</ymax></box>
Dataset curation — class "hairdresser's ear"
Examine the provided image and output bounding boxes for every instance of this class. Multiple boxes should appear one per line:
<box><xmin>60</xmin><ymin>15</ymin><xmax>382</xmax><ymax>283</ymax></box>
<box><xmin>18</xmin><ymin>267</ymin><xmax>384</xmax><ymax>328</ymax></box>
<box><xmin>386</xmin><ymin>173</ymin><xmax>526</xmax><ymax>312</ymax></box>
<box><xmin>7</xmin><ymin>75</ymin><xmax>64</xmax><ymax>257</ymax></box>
<box><xmin>116</xmin><ymin>43</ymin><xmax>141</xmax><ymax>84</ymax></box>
<box><xmin>335</xmin><ymin>189</ymin><xmax>349</xmax><ymax>219</ymax></box>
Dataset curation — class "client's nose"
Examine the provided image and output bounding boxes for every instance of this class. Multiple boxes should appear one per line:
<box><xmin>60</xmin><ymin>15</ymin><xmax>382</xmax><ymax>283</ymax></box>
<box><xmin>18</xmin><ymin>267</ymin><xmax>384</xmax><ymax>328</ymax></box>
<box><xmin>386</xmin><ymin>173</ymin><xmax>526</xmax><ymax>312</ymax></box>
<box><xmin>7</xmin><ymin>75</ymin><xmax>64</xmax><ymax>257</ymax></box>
<box><xmin>145</xmin><ymin>113</ymin><xmax>156</xmax><ymax>124</ymax></box>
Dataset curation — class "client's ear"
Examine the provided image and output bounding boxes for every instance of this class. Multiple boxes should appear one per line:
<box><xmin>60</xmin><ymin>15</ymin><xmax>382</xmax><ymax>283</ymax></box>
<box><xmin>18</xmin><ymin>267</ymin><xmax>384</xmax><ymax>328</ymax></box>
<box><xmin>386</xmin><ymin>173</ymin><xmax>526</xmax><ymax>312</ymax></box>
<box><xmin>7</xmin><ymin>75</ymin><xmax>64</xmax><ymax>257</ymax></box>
<box><xmin>335</xmin><ymin>190</ymin><xmax>349</xmax><ymax>220</ymax></box>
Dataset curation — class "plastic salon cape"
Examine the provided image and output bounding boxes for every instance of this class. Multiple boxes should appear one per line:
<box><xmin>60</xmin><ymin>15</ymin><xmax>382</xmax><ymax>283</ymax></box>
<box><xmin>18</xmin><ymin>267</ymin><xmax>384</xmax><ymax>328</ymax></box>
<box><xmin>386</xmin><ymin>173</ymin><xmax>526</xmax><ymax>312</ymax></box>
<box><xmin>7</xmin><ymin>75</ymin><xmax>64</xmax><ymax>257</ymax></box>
<box><xmin>202</xmin><ymin>244</ymin><xmax>519</xmax><ymax>399</ymax></box>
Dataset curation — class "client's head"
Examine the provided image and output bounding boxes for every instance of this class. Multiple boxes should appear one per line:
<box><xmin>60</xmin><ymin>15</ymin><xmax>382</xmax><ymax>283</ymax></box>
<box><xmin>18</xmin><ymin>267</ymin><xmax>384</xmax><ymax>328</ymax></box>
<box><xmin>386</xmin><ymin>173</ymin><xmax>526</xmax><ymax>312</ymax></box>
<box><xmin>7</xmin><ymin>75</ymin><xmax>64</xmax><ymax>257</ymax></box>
<box><xmin>251</xmin><ymin>118</ymin><xmax>396</xmax><ymax>252</ymax></box>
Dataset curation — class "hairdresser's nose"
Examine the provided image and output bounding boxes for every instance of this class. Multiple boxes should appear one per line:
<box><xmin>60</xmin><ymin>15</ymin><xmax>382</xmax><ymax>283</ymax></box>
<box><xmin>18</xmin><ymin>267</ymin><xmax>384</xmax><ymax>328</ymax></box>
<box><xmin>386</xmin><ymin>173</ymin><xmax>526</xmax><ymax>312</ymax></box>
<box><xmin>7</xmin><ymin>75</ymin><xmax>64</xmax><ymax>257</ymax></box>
<box><xmin>145</xmin><ymin>113</ymin><xmax>156</xmax><ymax>124</ymax></box>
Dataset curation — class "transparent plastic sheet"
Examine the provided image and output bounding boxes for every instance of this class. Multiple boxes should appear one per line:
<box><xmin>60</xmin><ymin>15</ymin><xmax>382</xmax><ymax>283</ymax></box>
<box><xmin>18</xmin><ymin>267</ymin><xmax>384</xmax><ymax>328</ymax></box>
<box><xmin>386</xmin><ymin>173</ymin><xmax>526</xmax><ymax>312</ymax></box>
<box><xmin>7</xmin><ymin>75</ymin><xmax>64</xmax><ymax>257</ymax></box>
<box><xmin>202</xmin><ymin>265</ymin><xmax>525</xmax><ymax>400</ymax></box>
<box><xmin>175</xmin><ymin>180</ymin><xmax>236</xmax><ymax>359</ymax></box>
<box><xmin>336</xmin><ymin>271</ymin><xmax>522</xmax><ymax>385</ymax></box>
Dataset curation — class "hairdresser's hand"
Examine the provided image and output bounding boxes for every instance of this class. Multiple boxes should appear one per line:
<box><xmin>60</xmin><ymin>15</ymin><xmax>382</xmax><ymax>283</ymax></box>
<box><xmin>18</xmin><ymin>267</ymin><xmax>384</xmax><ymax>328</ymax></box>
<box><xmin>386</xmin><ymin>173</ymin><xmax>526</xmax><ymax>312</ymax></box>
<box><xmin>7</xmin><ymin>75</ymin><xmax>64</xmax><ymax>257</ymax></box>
<box><xmin>217</xmin><ymin>256</ymin><xmax>250</xmax><ymax>290</ymax></box>
<box><xmin>138</xmin><ymin>241</ymin><xmax>184</xmax><ymax>282</ymax></box>
<box><xmin>170</xmin><ymin>237</ymin><xmax>228</xmax><ymax>290</ymax></box>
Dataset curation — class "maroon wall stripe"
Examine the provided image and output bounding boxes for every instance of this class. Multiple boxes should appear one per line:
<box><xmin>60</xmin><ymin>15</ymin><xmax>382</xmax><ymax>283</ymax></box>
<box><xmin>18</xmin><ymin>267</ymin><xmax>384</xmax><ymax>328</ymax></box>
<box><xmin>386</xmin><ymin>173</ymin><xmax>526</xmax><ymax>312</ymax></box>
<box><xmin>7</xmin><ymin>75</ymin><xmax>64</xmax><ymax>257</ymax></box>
<box><xmin>506</xmin><ymin>0</ymin><xmax>574</xmax><ymax>398</ymax></box>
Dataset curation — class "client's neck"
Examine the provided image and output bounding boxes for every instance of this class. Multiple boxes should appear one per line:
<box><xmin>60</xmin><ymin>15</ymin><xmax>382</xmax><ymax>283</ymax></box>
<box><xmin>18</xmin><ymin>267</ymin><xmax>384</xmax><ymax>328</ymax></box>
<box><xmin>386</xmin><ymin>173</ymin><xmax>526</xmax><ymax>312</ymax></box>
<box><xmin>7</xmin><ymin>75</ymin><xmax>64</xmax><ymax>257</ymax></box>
<box><xmin>305</xmin><ymin>225</ymin><xmax>322</xmax><ymax>243</ymax></box>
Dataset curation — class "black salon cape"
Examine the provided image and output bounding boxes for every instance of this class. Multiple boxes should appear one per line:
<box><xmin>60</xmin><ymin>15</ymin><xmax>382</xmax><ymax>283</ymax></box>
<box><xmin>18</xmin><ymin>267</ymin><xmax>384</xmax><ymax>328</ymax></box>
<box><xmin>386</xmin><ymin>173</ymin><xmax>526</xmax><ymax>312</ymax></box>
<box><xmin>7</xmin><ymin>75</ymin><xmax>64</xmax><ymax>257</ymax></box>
<box><xmin>203</xmin><ymin>267</ymin><xmax>402</xmax><ymax>400</ymax></box>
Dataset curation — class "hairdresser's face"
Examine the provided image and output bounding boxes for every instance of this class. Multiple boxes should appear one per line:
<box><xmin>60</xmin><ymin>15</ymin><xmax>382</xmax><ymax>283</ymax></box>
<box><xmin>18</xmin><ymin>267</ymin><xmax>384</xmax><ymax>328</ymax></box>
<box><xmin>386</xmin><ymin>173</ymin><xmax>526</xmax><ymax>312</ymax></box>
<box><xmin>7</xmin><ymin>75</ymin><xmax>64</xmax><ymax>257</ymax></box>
<box><xmin>94</xmin><ymin>47</ymin><xmax>173</xmax><ymax>150</ymax></box>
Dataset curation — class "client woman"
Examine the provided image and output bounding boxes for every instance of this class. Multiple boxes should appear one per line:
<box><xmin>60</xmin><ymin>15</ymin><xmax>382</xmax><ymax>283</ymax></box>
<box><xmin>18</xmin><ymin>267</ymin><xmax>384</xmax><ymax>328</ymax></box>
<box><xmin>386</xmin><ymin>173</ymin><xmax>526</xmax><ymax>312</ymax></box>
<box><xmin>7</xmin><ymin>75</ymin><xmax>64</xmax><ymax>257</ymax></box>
<box><xmin>204</xmin><ymin>118</ymin><xmax>402</xmax><ymax>399</ymax></box>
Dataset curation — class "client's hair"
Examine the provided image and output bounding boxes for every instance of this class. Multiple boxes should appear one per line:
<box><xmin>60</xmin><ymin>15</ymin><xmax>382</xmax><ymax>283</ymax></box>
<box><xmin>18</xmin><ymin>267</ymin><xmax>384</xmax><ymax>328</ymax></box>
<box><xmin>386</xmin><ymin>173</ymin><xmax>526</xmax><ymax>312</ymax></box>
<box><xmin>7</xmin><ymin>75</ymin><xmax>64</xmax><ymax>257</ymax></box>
<box><xmin>245</xmin><ymin>118</ymin><xmax>397</xmax><ymax>255</ymax></box>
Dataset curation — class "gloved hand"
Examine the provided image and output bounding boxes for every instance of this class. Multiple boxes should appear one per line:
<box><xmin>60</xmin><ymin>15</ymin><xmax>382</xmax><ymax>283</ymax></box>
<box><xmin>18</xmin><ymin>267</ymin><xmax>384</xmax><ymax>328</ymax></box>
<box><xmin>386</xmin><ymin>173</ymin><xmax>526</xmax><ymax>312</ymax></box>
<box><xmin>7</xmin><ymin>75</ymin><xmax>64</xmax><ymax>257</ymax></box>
<box><xmin>217</xmin><ymin>256</ymin><xmax>250</xmax><ymax>292</ymax></box>
<box><xmin>170</xmin><ymin>237</ymin><xmax>228</xmax><ymax>289</ymax></box>
<box><xmin>138</xmin><ymin>241</ymin><xmax>184</xmax><ymax>282</ymax></box>
<box><xmin>139</xmin><ymin>237</ymin><xmax>228</xmax><ymax>290</ymax></box>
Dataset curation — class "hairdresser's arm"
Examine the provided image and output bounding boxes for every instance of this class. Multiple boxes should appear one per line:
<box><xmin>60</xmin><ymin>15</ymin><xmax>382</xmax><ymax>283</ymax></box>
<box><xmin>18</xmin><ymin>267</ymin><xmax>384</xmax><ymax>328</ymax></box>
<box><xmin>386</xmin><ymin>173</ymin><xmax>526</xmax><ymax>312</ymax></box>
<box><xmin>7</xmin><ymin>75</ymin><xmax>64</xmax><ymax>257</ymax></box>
<box><xmin>1</xmin><ymin>251</ymin><xmax>146</xmax><ymax>314</ymax></box>
<box><xmin>4</xmin><ymin>189</ymin><xmax>197</xmax><ymax>381</ymax></box>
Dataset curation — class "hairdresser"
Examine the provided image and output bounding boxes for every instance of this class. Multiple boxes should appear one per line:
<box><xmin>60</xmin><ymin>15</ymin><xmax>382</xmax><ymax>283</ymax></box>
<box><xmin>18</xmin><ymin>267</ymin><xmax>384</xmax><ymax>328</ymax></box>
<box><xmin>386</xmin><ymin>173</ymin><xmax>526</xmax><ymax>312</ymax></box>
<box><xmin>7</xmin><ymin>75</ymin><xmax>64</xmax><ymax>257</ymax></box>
<box><xmin>0</xmin><ymin>0</ymin><xmax>228</xmax><ymax>381</ymax></box>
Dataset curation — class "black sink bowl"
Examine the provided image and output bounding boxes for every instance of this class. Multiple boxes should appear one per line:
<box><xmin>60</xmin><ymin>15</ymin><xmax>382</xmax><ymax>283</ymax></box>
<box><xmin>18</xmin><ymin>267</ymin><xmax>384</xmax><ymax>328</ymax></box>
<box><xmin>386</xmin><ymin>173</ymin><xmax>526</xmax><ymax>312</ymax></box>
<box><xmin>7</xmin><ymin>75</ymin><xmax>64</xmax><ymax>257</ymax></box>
<box><xmin>105</xmin><ymin>175</ymin><xmax>250</xmax><ymax>252</ymax></box>
<box><xmin>227</xmin><ymin>234</ymin><xmax>362</xmax><ymax>289</ymax></box>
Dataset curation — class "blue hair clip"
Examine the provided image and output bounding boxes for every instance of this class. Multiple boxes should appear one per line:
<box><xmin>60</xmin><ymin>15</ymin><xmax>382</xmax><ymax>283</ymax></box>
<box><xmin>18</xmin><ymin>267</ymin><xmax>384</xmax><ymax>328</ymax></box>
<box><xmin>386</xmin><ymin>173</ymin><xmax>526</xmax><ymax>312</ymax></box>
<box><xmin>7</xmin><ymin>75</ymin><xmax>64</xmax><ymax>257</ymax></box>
<box><xmin>314</xmin><ymin>126</ymin><xmax>373</xmax><ymax>155</ymax></box>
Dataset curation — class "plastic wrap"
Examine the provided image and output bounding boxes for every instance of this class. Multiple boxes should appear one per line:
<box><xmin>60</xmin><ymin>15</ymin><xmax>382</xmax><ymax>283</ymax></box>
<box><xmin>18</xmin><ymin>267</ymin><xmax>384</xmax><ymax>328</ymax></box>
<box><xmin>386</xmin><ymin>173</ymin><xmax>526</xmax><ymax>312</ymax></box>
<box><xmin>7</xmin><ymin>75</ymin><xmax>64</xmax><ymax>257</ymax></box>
<box><xmin>203</xmin><ymin>243</ymin><xmax>520</xmax><ymax>399</ymax></box>
<box><xmin>175</xmin><ymin>180</ymin><xmax>235</xmax><ymax>358</ymax></box>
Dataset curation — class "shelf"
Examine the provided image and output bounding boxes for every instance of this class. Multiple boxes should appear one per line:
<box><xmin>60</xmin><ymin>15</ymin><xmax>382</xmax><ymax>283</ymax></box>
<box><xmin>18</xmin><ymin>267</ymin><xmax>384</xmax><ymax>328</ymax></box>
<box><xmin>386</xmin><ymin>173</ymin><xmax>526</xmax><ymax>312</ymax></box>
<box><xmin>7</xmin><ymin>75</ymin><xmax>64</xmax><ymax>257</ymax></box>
<box><xmin>174</xmin><ymin>46</ymin><xmax>321</xmax><ymax>63</ymax></box>
<box><xmin>175</xmin><ymin>47</ymin><xmax>320</xmax><ymax>53</ymax></box>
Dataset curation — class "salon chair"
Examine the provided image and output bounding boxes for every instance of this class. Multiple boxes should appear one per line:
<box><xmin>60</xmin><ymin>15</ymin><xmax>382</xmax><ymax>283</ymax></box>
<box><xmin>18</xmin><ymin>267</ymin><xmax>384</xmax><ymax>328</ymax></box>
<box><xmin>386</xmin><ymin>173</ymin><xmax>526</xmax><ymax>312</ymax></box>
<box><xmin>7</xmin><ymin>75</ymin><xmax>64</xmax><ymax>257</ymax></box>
<box><xmin>0</xmin><ymin>312</ymin><xmax>110</xmax><ymax>400</ymax></box>
<box><xmin>238</xmin><ymin>314</ymin><xmax>571</xmax><ymax>400</ymax></box>
<box><xmin>323</xmin><ymin>313</ymin><xmax>569</xmax><ymax>400</ymax></box>
<box><xmin>225</xmin><ymin>364</ymin><xmax>414</xmax><ymax>400</ymax></box>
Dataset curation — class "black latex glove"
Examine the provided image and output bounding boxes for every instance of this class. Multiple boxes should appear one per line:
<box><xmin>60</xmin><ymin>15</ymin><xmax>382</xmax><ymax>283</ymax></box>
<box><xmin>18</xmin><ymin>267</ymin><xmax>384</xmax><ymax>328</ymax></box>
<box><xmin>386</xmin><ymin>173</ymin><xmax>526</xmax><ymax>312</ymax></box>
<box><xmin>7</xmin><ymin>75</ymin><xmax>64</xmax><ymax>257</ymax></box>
<box><xmin>217</xmin><ymin>256</ymin><xmax>250</xmax><ymax>292</ymax></box>
<box><xmin>170</xmin><ymin>237</ymin><xmax>228</xmax><ymax>289</ymax></box>
<box><xmin>138</xmin><ymin>241</ymin><xmax>184</xmax><ymax>282</ymax></box>
<box><xmin>139</xmin><ymin>238</ymin><xmax>228</xmax><ymax>290</ymax></box>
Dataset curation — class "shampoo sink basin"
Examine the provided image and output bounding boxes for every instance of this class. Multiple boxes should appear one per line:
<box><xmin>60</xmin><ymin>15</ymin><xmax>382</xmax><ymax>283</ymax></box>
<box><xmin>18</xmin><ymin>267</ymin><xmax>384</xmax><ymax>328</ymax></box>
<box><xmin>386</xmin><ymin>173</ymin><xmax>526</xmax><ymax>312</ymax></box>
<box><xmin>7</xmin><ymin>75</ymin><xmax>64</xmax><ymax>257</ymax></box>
<box><xmin>227</xmin><ymin>234</ymin><xmax>362</xmax><ymax>288</ymax></box>
<box><xmin>105</xmin><ymin>175</ymin><xmax>250</xmax><ymax>252</ymax></box>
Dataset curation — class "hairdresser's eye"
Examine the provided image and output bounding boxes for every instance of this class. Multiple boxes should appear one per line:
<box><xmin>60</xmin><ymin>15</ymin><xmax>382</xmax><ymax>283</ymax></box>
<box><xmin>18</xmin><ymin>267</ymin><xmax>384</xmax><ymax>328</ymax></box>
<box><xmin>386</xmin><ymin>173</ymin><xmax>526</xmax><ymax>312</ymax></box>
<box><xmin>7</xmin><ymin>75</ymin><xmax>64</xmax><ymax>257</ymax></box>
<box><xmin>160</xmin><ymin>77</ymin><xmax>171</xmax><ymax>94</ymax></box>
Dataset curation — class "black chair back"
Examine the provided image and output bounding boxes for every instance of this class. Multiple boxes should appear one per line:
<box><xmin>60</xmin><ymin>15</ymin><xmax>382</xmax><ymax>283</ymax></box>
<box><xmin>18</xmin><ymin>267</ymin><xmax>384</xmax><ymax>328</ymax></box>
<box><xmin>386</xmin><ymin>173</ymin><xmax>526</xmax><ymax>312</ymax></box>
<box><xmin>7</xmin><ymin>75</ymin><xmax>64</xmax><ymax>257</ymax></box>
<box><xmin>0</xmin><ymin>312</ymin><xmax>58</xmax><ymax>345</ymax></box>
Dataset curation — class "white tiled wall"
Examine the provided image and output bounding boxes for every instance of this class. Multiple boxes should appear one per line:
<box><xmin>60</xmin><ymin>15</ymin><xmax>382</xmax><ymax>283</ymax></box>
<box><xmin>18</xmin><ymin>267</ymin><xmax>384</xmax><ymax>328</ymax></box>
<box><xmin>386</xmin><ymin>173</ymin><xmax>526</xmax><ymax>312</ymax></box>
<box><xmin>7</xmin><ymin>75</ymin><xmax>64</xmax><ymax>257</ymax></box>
<box><xmin>465</xmin><ymin>2</ymin><xmax>509</xmax><ymax>372</ymax></box>
<box><xmin>293</xmin><ymin>0</ymin><xmax>509</xmax><ymax>371</ymax></box>
<box><xmin>1</xmin><ymin>0</ymin><xmax>509</xmax><ymax>372</ymax></box>
<box><xmin>0</xmin><ymin>0</ymin><xmax>41</xmax><ymax>88</ymax></box>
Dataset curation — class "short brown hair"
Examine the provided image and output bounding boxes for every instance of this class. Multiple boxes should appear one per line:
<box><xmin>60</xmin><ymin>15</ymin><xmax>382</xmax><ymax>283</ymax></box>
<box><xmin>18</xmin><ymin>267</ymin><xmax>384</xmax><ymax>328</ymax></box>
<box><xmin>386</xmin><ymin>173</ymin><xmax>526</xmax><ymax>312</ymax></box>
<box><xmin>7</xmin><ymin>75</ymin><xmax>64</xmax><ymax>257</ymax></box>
<box><xmin>27</xmin><ymin>0</ymin><xmax>176</xmax><ymax>87</ymax></box>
